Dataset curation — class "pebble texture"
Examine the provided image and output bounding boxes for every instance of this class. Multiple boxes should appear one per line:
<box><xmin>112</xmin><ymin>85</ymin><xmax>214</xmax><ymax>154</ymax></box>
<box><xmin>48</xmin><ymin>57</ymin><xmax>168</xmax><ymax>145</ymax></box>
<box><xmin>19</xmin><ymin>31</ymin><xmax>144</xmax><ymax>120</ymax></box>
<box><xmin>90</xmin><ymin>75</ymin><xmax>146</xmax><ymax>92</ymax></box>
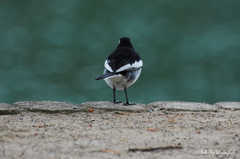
<box><xmin>214</xmin><ymin>102</ymin><xmax>240</xmax><ymax>110</ymax></box>
<box><xmin>0</xmin><ymin>101</ymin><xmax>240</xmax><ymax>158</ymax></box>
<box><xmin>13</xmin><ymin>101</ymin><xmax>87</xmax><ymax>113</ymax></box>
<box><xmin>2</xmin><ymin>101</ymin><xmax>239</xmax><ymax>115</ymax></box>
<box><xmin>148</xmin><ymin>101</ymin><xmax>219</xmax><ymax>112</ymax></box>
<box><xmin>80</xmin><ymin>101</ymin><xmax>149</xmax><ymax>113</ymax></box>
<box><xmin>0</xmin><ymin>103</ymin><xmax>20</xmax><ymax>115</ymax></box>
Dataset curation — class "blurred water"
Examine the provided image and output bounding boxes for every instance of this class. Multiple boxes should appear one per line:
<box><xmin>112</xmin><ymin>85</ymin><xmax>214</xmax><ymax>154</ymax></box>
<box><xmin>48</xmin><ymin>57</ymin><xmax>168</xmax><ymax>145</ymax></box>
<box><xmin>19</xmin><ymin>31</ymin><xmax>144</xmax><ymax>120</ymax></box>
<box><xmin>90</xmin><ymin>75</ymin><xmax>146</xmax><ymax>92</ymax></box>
<box><xmin>0</xmin><ymin>0</ymin><xmax>240</xmax><ymax>104</ymax></box>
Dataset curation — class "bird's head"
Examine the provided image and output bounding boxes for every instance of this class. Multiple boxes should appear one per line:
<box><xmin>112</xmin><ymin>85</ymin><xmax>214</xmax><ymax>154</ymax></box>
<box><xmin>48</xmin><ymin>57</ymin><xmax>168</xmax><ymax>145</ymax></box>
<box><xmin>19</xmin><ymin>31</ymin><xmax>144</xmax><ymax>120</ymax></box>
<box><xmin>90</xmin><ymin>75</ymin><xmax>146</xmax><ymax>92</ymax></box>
<box><xmin>118</xmin><ymin>37</ymin><xmax>133</xmax><ymax>48</ymax></box>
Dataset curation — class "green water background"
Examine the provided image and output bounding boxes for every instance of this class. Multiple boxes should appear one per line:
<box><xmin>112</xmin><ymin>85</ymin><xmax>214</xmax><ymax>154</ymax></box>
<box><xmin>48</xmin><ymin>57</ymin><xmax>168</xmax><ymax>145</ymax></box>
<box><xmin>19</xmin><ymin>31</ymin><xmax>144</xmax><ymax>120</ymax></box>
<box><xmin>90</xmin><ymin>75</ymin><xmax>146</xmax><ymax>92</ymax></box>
<box><xmin>1</xmin><ymin>1</ymin><xmax>240</xmax><ymax>104</ymax></box>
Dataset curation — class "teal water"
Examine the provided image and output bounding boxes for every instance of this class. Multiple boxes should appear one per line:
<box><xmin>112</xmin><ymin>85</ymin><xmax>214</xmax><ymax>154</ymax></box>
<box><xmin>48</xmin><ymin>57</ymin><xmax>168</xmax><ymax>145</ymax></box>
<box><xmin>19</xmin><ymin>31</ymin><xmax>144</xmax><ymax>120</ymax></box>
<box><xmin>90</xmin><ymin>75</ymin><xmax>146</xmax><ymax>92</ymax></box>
<box><xmin>1</xmin><ymin>1</ymin><xmax>240</xmax><ymax>104</ymax></box>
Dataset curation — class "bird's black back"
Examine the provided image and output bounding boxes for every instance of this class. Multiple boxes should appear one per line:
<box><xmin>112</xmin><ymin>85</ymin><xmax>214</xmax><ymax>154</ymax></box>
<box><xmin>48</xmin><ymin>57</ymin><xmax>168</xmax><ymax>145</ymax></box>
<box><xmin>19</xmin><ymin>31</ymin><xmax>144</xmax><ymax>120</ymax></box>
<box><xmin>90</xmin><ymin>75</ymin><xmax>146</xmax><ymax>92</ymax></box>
<box><xmin>107</xmin><ymin>38</ymin><xmax>141</xmax><ymax>72</ymax></box>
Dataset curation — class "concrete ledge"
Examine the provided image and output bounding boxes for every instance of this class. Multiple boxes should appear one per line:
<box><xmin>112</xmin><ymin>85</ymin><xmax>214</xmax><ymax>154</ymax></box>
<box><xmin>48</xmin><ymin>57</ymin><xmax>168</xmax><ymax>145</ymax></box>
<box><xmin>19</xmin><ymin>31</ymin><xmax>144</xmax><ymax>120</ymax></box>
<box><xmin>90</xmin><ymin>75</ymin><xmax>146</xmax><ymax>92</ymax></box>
<box><xmin>13</xmin><ymin>101</ymin><xmax>86</xmax><ymax>114</ymax></box>
<box><xmin>1</xmin><ymin>101</ymin><xmax>240</xmax><ymax>158</ymax></box>
<box><xmin>1</xmin><ymin>101</ymin><xmax>240</xmax><ymax>115</ymax></box>
<box><xmin>0</xmin><ymin>103</ymin><xmax>20</xmax><ymax>115</ymax></box>
<box><xmin>80</xmin><ymin>101</ymin><xmax>148</xmax><ymax>113</ymax></box>
<box><xmin>148</xmin><ymin>101</ymin><xmax>219</xmax><ymax>112</ymax></box>
<box><xmin>214</xmin><ymin>102</ymin><xmax>240</xmax><ymax>110</ymax></box>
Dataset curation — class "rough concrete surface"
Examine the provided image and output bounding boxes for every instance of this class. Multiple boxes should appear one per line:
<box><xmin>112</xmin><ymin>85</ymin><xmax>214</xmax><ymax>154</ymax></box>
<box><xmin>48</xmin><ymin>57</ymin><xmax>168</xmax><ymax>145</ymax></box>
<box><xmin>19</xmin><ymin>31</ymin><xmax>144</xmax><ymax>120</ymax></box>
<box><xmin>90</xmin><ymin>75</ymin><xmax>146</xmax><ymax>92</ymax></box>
<box><xmin>148</xmin><ymin>101</ymin><xmax>219</xmax><ymax>112</ymax></box>
<box><xmin>214</xmin><ymin>102</ymin><xmax>240</xmax><ymax>110</ymax></box>
<box><xmin>0</xmin><ymin>101</ymin><xmax>240</xmax><ymax>159</ymax></box>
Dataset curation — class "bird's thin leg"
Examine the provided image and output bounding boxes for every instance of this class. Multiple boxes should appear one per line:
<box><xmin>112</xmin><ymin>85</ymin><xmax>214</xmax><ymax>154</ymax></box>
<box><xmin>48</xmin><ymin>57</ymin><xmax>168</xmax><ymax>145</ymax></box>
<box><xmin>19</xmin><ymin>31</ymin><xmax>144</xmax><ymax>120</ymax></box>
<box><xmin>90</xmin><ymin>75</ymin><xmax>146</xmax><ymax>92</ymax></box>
<box><xmin>124</xmin><ymin>88</ymin><xmax>129</xmax><ymax>105</ymax></box>
<box><xmin>124</xmin><ymin>88</ymin><xmax>135</xmax><ymax>106</ymax></box>
<box><xmin>112</xmin><ymin>88</ymin><xmax>122</xmax><ymax>104</ymax></box>
<box><xmin>113</xmin><ymin>88</ymin><xmax>116</xmax><ymax>103</ymax></box>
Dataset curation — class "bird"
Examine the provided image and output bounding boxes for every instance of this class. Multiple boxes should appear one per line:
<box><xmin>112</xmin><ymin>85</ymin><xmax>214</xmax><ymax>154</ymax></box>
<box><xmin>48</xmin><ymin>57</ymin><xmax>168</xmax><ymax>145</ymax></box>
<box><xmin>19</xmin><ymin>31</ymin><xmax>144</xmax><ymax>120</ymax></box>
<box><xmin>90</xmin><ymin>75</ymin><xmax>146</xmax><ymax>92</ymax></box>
<box><xmin>95</xmin><ymin>37</ymin><xmax>143</xmax><ymax>105</ymax></box>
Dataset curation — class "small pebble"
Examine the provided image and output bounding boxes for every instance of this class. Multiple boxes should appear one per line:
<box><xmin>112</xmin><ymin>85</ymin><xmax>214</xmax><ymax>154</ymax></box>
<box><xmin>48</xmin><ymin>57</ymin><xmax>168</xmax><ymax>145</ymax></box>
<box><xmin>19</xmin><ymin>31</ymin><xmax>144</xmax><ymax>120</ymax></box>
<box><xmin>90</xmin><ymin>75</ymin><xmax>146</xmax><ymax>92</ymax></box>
<box><xmin>149</xmin><ymin>109</ymin><xmax>153</xmax><ymax>113</ymax></box>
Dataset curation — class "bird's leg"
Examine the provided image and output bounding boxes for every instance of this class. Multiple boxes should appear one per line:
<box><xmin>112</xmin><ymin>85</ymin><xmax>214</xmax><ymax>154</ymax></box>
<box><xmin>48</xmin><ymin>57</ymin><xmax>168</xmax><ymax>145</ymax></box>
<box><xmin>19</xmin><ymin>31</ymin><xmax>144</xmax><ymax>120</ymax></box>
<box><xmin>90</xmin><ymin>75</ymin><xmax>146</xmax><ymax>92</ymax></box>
<box><xmin>124</xmin><ymin>88</ymin><xmax>135</xmax><ymax>106</ymax></box>
<box><xmin>112</xmin><ymin>88</ymin><xmax>122</xmax><ymax>104</ymax></box>
<box><xmin>113</xmin><ymin>88</ymin><xmax>117</xmax><ymax>103</ymax></box>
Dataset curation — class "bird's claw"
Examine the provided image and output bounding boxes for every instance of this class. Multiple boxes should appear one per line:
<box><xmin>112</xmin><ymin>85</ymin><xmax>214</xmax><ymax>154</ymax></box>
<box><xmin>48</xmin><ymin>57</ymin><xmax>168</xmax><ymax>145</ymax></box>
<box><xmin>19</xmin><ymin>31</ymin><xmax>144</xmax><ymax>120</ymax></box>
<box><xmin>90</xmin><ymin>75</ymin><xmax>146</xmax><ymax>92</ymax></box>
<box><xmin>111</xmin><ymin>100</ymin><xmax>123</xmax><ymax>104</ymax></box>
<box><xmin>124</xmin><ymin>102</ymin><xmax>135</xmax><ymax>106</ymax></box>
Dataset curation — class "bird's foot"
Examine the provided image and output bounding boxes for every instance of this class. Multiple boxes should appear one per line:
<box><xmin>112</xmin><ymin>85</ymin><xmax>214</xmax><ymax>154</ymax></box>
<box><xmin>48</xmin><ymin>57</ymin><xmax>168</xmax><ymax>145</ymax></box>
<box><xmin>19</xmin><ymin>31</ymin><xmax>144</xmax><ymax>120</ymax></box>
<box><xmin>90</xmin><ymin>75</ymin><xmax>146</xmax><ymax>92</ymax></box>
<box><xmin>124</xmin><ymin>102</ymin><xmax>136</xmax><ymax>106</ymax></box>
<box><xmin>111</xmin><ymin>100</ymin><xmax>123</xmax><ymax>104</ymax></box>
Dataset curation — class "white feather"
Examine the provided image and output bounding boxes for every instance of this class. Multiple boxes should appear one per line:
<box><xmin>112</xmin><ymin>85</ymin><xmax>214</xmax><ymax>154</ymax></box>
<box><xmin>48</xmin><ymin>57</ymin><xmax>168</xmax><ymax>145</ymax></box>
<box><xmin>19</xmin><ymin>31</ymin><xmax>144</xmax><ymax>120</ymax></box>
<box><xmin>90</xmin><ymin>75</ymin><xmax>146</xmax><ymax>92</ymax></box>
<box><xmin>132</xmin><ymin>60</ymin><xmax>143</xmax><ymax>68</ymax></box>
<box><xmin>116</xmin><ymin>60</ymin><xmax>143</xmax><ymax>72</ymax></box>
<box><xmin>104</xmin><ymin>68</ymin><xmax>142</xmax><ymax>90</ymax></box>
<box><xmin>104</xmin><ymin>74</ymin><xmax>122</xmax><ymax>81</ymax></box>
<box><xmin>104</xmin><ymin>60</ymin><xmax>113</xmax><ymax>72</ymax></box>
<box><xmin>116</xmin><ymin>64</ymin><xmax>132</xmax><ymax>72</ymax></box>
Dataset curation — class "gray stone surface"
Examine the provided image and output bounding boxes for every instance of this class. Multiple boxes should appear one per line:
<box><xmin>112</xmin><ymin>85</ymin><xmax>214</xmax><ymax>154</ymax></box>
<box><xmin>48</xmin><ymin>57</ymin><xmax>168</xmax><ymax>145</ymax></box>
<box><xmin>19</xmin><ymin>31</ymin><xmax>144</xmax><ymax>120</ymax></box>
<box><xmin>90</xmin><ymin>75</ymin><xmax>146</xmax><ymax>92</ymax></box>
<box><xmin>1</xmin><ymin>101</ymin><xmax>240</xmax><ymax>158</ymax></box>
<box><xmin>1</xmin><ymin>109</ymin><xmax>239</xmax><ymax>158</ymax></box>
<box><xmin>148</xmin><ymin>101</ymin><xmax>219</xmax><ymax>112</ymax></box>
<box><xmin>80</xmin><ymin>101</ymin><xmax>149</xmax><ymax>113</ymax></box>
<box><xmin>12</xmin><ymin>101</ymin><xmax>87</xmax><ymax>113</ymax></box>
<box><xmin>0</xmin><ymin>101</ymin><xmax>227</xmax><ymax>115</ymax></box>
<box><xmin>0</xmin><ymin>103</ymin><xmax>20</xmax><ymax>115</ymax></box>
<box><xmin>214</xmin><ymin>102</ymin><xmax>240</xmax><ymax>110</ymax></box>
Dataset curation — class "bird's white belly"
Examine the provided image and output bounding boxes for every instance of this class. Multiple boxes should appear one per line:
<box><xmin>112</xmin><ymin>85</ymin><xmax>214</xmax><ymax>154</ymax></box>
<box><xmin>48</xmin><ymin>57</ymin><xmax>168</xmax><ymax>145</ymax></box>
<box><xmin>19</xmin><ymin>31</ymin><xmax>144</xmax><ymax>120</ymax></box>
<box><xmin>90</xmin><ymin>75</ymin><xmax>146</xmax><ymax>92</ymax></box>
<box><xmin>104</xmin><ymin>68</ymin><xmax>141</xmax><ymax>90</ymax></box>
<box><xmin>104</xmin><ymin>75</ymin><xmax>127</xmax><ymax>90</ymax></box>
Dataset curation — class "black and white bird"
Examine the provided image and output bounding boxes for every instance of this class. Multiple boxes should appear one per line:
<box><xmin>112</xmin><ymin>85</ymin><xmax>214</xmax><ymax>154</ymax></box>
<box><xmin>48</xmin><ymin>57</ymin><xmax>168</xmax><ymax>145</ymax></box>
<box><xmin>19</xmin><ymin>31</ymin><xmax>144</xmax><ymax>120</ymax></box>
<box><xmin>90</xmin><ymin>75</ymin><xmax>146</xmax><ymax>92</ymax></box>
<box><xmin>95</xmin><ymin>37</ymin><xmax>143</xmax><ymax>105</ymax></box>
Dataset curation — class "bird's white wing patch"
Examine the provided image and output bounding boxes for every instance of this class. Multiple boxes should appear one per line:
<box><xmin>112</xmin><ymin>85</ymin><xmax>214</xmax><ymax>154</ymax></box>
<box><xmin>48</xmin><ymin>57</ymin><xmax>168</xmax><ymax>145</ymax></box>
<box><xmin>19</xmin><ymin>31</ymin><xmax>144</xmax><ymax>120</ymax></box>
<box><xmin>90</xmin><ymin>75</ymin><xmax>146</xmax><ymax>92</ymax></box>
<box><xmin>116</xmin><ymin>64</ymin><xmax>132</xmax><ymax>72</ymax></box>
<box><xmin>104</xmin><ymin>60</ymin><xmax>113</xmax><ymax>72</ymax></box>
<box><xmin>116</xmin><ymin>60</ymin><xmax>143</xmax><ymax>72</ymax></box>
<box><xmin>132</xmin><ymin>60</ymin><xmax>143</xmax><ymax>68</ymax></box>
<box><xmin>104</xmin><ymin>74</ymin><xmax>122</xmax><ymax>80</ymax></box>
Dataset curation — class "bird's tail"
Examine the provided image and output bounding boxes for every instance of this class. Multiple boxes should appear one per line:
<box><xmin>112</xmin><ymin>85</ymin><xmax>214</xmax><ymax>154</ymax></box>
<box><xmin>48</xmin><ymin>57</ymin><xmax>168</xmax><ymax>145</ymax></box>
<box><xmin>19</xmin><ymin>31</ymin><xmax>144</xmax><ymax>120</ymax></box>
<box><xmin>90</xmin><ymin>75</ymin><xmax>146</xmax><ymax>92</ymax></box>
<box><xmin>95</xmin><ymin>72</ymin><xmax>116</xmax><ymax>80</ymax></box>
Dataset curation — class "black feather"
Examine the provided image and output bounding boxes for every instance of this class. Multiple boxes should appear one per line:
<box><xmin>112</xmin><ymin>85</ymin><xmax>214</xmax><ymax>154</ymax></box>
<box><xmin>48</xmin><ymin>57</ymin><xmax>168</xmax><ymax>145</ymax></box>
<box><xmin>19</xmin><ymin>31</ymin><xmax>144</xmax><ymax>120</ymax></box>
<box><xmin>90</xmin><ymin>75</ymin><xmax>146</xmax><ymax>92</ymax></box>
<box><xmin>95</xmin><ymin>72</ymin><xmax>115</xmax><ymax>80</ymax></box>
